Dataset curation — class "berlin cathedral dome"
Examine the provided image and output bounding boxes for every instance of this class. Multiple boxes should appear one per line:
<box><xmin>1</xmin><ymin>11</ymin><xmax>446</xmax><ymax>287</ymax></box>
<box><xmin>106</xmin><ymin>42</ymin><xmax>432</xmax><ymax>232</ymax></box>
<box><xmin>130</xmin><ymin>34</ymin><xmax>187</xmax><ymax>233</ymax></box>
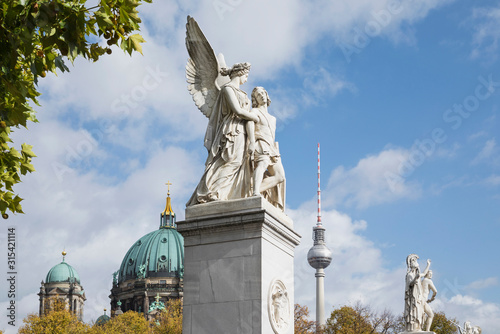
<box><xmin>110</xmin><ymin>188</ymin><xmax>184</xmax><ymax>316</ymax></box>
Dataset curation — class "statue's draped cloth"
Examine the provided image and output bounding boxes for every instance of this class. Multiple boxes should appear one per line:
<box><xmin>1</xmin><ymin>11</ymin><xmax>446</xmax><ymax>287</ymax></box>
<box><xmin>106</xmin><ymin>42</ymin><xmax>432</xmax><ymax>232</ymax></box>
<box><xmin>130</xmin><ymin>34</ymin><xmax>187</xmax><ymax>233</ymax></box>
<box><xmin>404</xmin><ymin>269</ymin><xmax>425</xmax><ymax>331</ymax></box>
<box><xmin>187</xmin><ymin>83</ymin><xmax>252</xmax><ymax>205</ymax></box>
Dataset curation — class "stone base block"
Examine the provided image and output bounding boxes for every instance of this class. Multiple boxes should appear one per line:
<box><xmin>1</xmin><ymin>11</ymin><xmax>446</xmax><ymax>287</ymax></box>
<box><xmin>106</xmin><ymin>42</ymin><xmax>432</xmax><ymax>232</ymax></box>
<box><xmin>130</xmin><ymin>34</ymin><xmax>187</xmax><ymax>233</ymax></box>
<box><xmin>178</xmin><ymin>197</ymin><xmax>301</xmax><ymax>334</ymax></box>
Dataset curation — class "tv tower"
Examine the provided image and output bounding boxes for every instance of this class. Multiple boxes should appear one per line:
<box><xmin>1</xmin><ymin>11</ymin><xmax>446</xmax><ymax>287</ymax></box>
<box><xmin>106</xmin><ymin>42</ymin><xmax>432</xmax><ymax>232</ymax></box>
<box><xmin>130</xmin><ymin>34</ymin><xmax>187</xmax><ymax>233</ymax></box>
<box><xmin>307</xmin><ymin>143</ymin><xmax>332</xmax><ymax>329</ymax></box>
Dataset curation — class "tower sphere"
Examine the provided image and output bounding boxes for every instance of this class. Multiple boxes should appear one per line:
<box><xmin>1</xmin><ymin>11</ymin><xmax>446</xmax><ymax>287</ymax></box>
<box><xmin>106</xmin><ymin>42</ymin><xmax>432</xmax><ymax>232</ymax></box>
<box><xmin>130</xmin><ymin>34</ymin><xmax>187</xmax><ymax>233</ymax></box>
<box><xmin>307</xmin><ymin>243</ymin><xmax>332</xmax><ymax>269</ymax></box>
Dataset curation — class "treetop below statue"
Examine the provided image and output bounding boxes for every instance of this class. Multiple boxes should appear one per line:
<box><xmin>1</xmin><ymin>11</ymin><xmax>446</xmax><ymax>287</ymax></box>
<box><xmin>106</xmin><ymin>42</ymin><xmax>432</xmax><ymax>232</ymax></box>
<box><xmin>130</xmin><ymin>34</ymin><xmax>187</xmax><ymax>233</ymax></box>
<box><xmin>184</xmin><ymin>16</ymin><xmax>286</xmax><ymax>211</ymax></box>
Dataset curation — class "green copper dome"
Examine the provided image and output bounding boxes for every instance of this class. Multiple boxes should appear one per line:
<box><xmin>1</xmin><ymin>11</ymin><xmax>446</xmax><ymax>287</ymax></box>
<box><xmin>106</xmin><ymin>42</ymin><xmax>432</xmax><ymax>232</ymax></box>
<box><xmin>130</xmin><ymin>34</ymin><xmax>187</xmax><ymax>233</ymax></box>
<box><xmin>118</xmin><ymin>227</ymin><xmax>184</xmax><ymax>282</ymax></box>
<box><xmin>46</xmin><ymin>260</ymin><xmax>81</xmax><ymax>284</ymax></box>
<box><xmin>96</xmin><ymin>313</ymin><xmax>110</xmax><ymax>325</ymax></box>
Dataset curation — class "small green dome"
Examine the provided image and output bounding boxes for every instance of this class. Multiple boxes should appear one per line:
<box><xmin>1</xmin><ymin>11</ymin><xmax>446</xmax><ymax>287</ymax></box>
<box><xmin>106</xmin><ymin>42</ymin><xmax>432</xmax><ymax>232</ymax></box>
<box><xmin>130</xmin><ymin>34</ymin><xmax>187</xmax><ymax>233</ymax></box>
<box><xmin>96</xmin><ymin>314</ymin><xmax>110</xmax><ymax>325</ymax></box>
<box><xmin>46</xmin><ymin>261</ymin><xmax>81</xmax><ymax>284</ymax></box>
<box><xmin>118</xmin><ymin>227</ymin><xmax>184</xmax><ymax>283</ymax></box>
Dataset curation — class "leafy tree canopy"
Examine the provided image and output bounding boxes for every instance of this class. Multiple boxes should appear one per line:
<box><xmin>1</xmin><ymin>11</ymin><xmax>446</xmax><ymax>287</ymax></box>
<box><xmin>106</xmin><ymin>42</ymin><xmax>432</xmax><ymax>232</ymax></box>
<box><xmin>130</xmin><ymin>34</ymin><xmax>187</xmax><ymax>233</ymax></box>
<box><xmin>151</xmin><ymin>298</ymin><xmax>183</xmax><ymax>334</ymax></box>
<box><xmin>430</xmin><ymin>311</ymin><xmax>459</xmax><ymax>334</ymax></box>
<box><xmin>324</xmin><ymin>302</ymin><xmax>403</xmax><ymax>334</ymax></box>
<box><xmin>325</xmin><ymin>304</ymin><xmax>374</xmax><ymax>334</ymax></box>
<box><xmin>294</xmin><ymin>303</ymin><xmax>318</xmax><ymax>334</ymax></box>
<box><xmin>0</xmin><ymin>0</ymin><xmax>150</xmax><ymax>216</ymax></box>
<box><xmin>18</xmin><ymin>299</ymin><xmax>89</xmax><ymax>334</ymax></box>
<box><xmin>95</xmin><ymin>310</ymin><xmax>150</xmax><ymax>333</ymax></box>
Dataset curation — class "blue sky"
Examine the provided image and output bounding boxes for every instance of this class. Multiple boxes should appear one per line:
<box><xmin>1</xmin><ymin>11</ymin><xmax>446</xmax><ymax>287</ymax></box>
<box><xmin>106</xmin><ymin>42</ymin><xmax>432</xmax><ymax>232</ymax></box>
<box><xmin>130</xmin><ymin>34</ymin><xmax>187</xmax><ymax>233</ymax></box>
<box><xmin>1</xmin><ymin>0</ymin><xmax>500</xmax><ymax>332</ymax></box>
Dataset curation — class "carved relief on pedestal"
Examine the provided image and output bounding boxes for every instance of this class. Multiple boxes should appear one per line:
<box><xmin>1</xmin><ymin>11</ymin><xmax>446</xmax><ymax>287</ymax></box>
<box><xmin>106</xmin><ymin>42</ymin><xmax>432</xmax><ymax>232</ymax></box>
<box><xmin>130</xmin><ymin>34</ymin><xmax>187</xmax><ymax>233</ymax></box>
<box><xmin>268</xmin><ymin>279</ymin><xmax>291</xmax><ymax>334</ymax></box>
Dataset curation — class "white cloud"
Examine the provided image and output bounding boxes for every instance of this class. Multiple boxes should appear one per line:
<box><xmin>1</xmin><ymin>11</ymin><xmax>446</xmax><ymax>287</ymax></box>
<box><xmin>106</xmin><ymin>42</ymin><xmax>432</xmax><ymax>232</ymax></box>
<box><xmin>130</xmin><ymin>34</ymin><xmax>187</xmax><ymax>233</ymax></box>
<box><xmin>155</xmin><ymin>0</ymin><xmax>453</xmax><ymax>78</ymax></box>
<box><xmin>450</xmin><ymin>294</ymin><xmax>483</xmax><ymax>307</ymax></box>
<box><xmin>302</xmin><ymin>68</ymin><xmax>355</xmax><ymax>105</ymax></box>
<box><xmin>467</xmin><ymin>277</ymin><xmax>498</xmax><ymax>290</ymax></box>
<box><xmin>317</xmin><ymin>0</ymin><xmax>453</xmax><ymax>61</ymax></box>
<box><xmin>484</xmin><ymin>174</ymin><xmax>500</xmax><ymax>186</ymax></box>
<box><xmin>325</xmin><ymin>148</ymin><xmax>421</xmax><ymax>209</ymax></box>
<box><xmin>440</xmin><ymin>294</ymin><xmax>500</xmax><ymax>331</ymax></box>
<box><xmin>471</xmin><ymin>138</ymin><xmax>497</xmax><ymax>165</ymax></box>
<box><xmin>470</xmin><ymin>6</ymin><xmax>500</xmax><ymax>62</ymax></box>
<box><xmin>435</xmin><ymin>142</ymin><xmax>461</xmax><ymax>159</ymax></box>
<box><xmin>468</xmin><ymin>131</ymin><xmax>488</xmax><ymax>141</ymax></box>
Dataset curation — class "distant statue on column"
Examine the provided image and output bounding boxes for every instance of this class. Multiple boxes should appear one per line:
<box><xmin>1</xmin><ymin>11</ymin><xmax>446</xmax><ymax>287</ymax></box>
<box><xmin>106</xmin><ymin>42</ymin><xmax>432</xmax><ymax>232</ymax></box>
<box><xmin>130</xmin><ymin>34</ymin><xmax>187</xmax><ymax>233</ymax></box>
<box><xmin>404</xmin><ymin>254</ymin><xmax>431</xmax><ymax>332</ymax></box>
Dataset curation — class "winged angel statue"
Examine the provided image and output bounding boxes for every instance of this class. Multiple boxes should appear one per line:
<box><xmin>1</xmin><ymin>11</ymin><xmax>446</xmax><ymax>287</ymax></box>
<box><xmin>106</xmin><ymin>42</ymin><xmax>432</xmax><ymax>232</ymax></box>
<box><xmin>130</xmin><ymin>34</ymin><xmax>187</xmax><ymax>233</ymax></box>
<box><xmin>185</xmin><ymin>16</ymin><xmax>285</xmax><ymax>210</ymax></box>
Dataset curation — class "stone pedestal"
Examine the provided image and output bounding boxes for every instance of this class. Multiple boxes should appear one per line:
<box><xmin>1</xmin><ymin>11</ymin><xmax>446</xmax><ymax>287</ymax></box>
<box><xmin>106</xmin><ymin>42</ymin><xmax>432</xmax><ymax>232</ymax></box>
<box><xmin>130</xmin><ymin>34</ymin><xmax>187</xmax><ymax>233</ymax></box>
<box><xmin>177</xmin><ymin>197</ymin><xmax>301</xmax><ymax>334</ymax></box>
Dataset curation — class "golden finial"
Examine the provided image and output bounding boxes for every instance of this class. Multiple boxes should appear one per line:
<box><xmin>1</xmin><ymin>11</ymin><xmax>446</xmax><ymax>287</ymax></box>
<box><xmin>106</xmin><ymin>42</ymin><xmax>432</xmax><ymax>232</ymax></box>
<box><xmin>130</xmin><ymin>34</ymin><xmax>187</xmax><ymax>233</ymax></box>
<box><xmin>165</xmin><ymin>181</ymin><xmax>172</xmax><ymax>196</ymax></box>
<box><xmin>62</xmin><ymin>250</ymin><xmax>67</xmax><ymax>261</ymax></box>
<box><xmin>162</xmin><ymin>182</ymin><xmax>174</xmax><ymax>216</ymax></box>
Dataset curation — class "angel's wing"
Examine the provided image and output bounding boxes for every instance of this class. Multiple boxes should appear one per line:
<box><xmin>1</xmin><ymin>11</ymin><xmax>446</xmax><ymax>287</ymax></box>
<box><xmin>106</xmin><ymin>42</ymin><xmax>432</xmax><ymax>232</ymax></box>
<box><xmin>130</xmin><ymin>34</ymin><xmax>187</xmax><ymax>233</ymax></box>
<box><xmin>185</xmin><ymin>16</ymin><xmax>221</xmax><ymax>118</ymax></box>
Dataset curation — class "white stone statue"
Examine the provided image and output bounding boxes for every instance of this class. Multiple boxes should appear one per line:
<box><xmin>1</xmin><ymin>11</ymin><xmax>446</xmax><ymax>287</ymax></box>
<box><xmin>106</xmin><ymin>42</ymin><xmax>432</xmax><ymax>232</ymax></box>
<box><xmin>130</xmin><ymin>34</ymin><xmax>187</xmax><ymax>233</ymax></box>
<box><xmin>421</xmin><ymin>270</ymin><xmax>437</xmax><ymax>331</ymax></box>
<box><xmin>247</xmin><ymin>87</ymin><xmax>285</xmax><ymax>210</ymax></box>
<box><xmin>457</xmin><ymin>321</ymin><xmax>482</xmax><ymax>334</ymax></box>
<box><xmin>184</xmin><ymin>16</ymin><xmax>285</xmax><ymax>210</ymax></box>
<box><xmin>404</xmin><ymin>254</ymin><xmax>432</xmax><ymax>332</ymax></box>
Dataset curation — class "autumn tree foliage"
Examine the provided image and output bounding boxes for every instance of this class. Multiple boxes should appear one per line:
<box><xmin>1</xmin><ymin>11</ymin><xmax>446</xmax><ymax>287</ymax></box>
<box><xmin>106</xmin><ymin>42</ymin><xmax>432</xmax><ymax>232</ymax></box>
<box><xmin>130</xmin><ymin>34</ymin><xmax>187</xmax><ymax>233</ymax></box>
<box><xmin>19</xmin><ymin>299</ymin><xmax>184</xmax><ymax>334</ymax></box>
<box><xmin>319</xmin><ymin>301</ymin><xmax>460</xmax><ymax>334</ymax></box>
<box><xmin>151</xmin><ymin>299</ymin><xmax>183</xmax><ymax>334</ymax></box>
<box><xmin>92</xmin><ymin>310</ymin><xmax>150</xmax><ymax>333</ymax></box>
<box><xmin>323</xmin><ymin>302</ymin><xmax>403</xmax><ymax>334</ymax></box>
<box><xmin>430</xmin><ymin>311</ymin><xmax>459</xmax><ymax>334</ymax></box>
<box><xmin>294</xmin><ymin>303</ymin><xmax>318</xmax><ymax>334</ymax></box>
<box><xmin>0</xmin><ymin>0</ymin><xmax>150</xmax><ymax>215</ymax></box>
<box><xmin>18</xmin><ymin>300</ymin><xmax>89</xmax><ymax>334</ymax></box>
<box><xmin>324</xmin><ymin>304</ymin><xmax>374</xmax><ymax>334</ymax></box>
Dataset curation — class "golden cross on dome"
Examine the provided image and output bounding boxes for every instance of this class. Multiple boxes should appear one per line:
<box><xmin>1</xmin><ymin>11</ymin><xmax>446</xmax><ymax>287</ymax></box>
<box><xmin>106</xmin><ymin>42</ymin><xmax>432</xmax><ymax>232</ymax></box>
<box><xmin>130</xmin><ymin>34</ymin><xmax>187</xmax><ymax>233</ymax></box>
<box><xmin>155</xmin><ymin>293</ymin><xmax>161</xmax><ymax>303</ymax></box>
<box><xmin>165</xmin><ymin>181</ymin><xmax>172</xmax><ymax>195</ymax></box>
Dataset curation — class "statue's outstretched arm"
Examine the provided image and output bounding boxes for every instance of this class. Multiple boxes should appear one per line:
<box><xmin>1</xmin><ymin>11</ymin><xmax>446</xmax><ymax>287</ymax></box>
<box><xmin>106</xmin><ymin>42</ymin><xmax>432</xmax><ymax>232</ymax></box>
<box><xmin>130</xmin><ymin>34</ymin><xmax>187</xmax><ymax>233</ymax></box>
<box><xmin>421</xmin><ymin>259</ymin><xmax>431</xmax><ymax>278</ymax></box>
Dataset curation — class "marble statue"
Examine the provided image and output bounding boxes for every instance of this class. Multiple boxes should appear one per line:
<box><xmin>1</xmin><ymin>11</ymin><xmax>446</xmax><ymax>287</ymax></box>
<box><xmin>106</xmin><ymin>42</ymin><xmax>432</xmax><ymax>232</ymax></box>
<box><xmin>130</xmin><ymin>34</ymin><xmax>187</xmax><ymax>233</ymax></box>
<box><xmin>112</xmin><ymin>271</ymin><xmax>118</xmax><ymax>286</ymax></box>
<box><xmin>421</xmin><ymin>270</ymin><xmax>437</xmax><ymax>331</ymax></box>
<box><xmin>184</xmin><ymin>16</ymin><xmax>286</xmax><ymax>210</ymax></box>
<box><xmin>457</xmin><ymin>321</ymin><xmax>482</xmax><ymax>334</ymax></box>
<box><xmin>39</xmin><ymin>281</ymin><xmax>45</xmax><ymax>294</ymax></box>
<box><xmin>247</xmin><ymin>87</ymin><xmax>285</xmax><ymax>210</ymax></box>
<box><xmin>137</xmin><ymin>264</ymin><xmax>146</xmax><ymax>279</ymax></box>
<box><xmin>404</xmin><ymin>254</ymin><xmax>432</xmax><ymax>332</ymax></box>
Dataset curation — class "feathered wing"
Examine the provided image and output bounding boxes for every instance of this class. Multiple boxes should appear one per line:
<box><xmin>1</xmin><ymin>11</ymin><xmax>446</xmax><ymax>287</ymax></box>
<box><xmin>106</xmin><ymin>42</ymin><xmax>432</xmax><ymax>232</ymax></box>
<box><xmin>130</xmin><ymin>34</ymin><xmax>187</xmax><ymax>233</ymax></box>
<box><xmin>185</xmin><ymin>16</ymin><xmax>221</xmax><ymax>118</ymax></box>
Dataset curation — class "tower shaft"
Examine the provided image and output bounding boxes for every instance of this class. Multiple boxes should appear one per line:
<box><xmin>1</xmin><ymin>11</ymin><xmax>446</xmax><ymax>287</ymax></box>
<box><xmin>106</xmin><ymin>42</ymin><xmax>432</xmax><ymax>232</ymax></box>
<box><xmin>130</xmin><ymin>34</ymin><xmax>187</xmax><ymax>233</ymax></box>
<box><xmin>315</xmin><ymin>268</ymin><xmax>326</xmax><ymax>327</ymax></box>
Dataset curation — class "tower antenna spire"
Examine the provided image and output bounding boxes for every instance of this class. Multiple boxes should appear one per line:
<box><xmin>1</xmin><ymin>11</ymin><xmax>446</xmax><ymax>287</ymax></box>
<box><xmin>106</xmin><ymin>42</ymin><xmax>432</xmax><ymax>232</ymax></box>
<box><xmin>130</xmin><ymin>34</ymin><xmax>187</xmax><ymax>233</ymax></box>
<box><xmin>317</xmin><ymin>143</ymin><xmax>321</xmax><ymax>226</ymax></box>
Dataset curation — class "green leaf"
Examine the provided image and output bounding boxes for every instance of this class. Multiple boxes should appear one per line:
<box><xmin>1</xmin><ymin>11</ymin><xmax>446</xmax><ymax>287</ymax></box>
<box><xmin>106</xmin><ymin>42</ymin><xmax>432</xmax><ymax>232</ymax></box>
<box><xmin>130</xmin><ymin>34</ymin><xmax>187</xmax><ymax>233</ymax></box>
<box><xmin>129</xmin><ymin>33</ymin><xmax>145</xmax><ymax>55</ymax></box>
<box><xmin>21</xmin><ymin>143</ymin><xmax>36</xmax><ymax>157</ymax></box>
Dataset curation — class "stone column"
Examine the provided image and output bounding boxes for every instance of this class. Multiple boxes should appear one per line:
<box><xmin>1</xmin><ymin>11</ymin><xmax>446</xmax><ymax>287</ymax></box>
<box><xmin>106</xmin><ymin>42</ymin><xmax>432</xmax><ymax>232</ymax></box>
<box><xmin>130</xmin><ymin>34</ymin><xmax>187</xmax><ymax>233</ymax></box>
<box><xmin>178</xmin><ymin>197</ymin><xmax>300</xmax><ymax>334</ymax></box>
<box><xmin>39</xmin><ymin>294</ymin><xmax>44</xmax><ymax>316</ymax></box>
